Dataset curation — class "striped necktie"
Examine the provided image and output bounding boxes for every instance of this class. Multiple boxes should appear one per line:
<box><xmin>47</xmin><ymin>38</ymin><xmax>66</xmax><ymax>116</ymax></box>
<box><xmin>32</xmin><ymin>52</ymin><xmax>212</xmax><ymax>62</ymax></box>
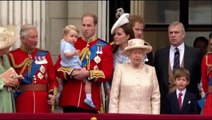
<box><xmin>173</xmin><ymin>47</ymin><xmax>180</xmax><ymax>72</ymax></box>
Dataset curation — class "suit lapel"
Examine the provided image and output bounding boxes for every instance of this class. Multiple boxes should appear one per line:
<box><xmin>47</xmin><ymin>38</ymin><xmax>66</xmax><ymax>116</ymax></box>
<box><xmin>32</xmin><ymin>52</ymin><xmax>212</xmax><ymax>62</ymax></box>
<box><xmin>172</xmin><ymin>91</ymin><xmax>180</xmax><ymax>111</ymax></box>
<box><xmin>181</xmin><ymin>91</ymin><xmax>190</xmax><ymax>111</ymax></box>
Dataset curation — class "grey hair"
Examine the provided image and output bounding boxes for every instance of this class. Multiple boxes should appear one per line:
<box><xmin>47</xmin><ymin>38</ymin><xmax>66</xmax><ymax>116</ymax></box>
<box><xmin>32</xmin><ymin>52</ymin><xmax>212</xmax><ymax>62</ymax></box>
<box><xmin>20</xmin><ymin>24</ymin><xmax>37</xmax><ymax>38</ymax></box>
<box><xmin>168</xmin><ymin>21</ymin><xmax>185</xmax><ymax>33</ymax></box>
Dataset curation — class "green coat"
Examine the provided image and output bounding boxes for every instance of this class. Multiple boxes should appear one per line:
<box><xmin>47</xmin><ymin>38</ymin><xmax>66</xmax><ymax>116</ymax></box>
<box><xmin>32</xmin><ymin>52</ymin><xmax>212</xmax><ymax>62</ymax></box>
<box><xmin>0</xmin><ymin>55</ymin><xmax>16</xmax><ymax>113</ymax></box>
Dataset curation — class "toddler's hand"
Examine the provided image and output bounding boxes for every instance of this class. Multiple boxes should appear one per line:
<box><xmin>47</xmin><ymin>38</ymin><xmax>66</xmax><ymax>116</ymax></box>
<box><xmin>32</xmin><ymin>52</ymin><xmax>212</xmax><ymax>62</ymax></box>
<box><xmin>75</xmin><ymin>50</ymin><xmax>81</xmax><ymax>55</ymax></box>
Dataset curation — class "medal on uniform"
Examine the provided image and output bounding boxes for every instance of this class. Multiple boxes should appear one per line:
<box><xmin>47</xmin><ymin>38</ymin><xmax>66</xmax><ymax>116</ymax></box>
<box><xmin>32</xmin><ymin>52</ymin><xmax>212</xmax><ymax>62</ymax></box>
<box><xmin>99</xmin><ymin>45</ymin><xmax>103</xmax><ymax>54</ymax></box>
<box><xmin>96</xmin><ymin>44</ymin><xmax>103</xmax><ymax>54</ymax></box>
<box><xmin>40</xmin><ymin>65</ymin><xmax>46</xmax><ymax>74</ymax></box>
<box><xmin>37</xmin><ymin>72</ymin><xmax>43</xmax><ymax>80</ymax></box>
<box><xmin>94</xmin><ymin>55</ymin><xmax>101</xmax><ymax>64</ymax></box>
<box><xmin>41</xmin><ymin>56</ymin><xmax>47</xmax><ymax>64</ymax></box>
<box><xmin>96</xmin><ymin>46</ymin><xmax>100</xmax><ymax>54</ymax></box>
<box><xmin>35</xmin><ymin>56</ymin><xmax>47</xmax><ymax>64</ymax></box>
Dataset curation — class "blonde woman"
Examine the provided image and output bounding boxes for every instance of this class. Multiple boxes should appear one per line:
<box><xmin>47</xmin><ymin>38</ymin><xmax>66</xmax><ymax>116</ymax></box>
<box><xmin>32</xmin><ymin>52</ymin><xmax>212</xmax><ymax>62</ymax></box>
<box><xmin>0</xmin><ymin>27</ymin><xmax>19</xmax><ymax>113</ymax></box>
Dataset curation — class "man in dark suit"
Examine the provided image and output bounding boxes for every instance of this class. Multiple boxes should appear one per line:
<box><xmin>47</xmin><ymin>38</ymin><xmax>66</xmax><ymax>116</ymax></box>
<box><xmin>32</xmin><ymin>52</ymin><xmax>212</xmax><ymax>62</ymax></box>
<box><xmin>165</xmin><ymin>68</ymin><xmax>199</xmax><ymax>114</ymax></box>
<box><xmin>154</xmin><ymin>21</ymin><xmax>202</xmax><ymax>114</ymax></box>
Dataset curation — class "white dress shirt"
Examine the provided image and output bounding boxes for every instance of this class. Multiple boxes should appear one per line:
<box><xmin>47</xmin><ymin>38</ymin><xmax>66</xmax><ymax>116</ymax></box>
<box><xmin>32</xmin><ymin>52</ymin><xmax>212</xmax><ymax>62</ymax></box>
<box><xmin>176</xmin><ymin>88</ymin><xmax>186</xmax><ymax>106</ymax></box>
<box><xmin>169</xmin><ymin>43</ymin><xmax>185</xmax><ymax>70</ymax></box>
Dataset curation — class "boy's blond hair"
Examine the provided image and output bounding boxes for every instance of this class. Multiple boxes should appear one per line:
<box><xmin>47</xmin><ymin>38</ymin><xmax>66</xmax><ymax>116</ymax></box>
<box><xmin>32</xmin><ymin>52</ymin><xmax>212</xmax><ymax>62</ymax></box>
<box><xmin>173</xmin><ymin>67</ymin><xmax>190</xmax><ymax>82</ymax></box>
<box><xmin>63</xmin><ymin>25</ymin><xmax>79</xmax><ymax>35</ymax></box>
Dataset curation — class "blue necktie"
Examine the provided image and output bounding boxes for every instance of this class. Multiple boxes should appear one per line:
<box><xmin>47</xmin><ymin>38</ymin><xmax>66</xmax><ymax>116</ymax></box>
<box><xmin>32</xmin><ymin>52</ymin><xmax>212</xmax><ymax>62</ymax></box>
<box><xmin>173</xmin><ymin>47</ymin><xmax>180</xmax><ymax>73</ymax></box>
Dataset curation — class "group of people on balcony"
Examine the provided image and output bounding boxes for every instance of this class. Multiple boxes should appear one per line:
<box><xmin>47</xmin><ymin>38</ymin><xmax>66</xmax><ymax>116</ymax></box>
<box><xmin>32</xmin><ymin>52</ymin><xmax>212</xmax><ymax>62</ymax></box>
<box><xmin>0</xmin><ymin>9</ymin><xmax>211</xmax><ymax>116</ymax></box>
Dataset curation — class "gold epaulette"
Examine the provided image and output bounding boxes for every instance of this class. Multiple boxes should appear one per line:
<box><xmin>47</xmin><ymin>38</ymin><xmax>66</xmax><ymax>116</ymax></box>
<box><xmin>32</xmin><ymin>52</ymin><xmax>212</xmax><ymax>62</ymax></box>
<box><xmin>9</xmin><ymin>48</ymin><xmax>19</xmax><ymax>53</ymax></box>
<box><xmin>88</xmin><ymin>70</ymin><xmax>105</xmax><ymax>81</ymax></box>
<box><xmin>57</xmin><ymin>67</ymin><xmax>74</xmax><ymax>80</ymax></box>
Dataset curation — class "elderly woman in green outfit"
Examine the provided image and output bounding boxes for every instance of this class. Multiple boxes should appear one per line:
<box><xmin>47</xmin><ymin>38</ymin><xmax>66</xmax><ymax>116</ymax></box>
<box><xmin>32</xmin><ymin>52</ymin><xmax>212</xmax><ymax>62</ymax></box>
<box><xmin>0</xmin><ymin>26</ymin><xmax>19</xmax><ymax>113</ymax></box>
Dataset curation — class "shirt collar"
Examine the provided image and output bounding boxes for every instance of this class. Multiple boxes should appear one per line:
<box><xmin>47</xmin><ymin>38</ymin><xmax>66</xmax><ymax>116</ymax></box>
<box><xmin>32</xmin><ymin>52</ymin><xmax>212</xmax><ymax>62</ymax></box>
<box><xmin>176</xmin><ymin>88</ymin><xmax>186</xmax><ymax>96</ymax></box>
<box><xmin>170</xmin><ymin>42</ymin><xmax>185</xmax><ymax>52</ymax></box>
<box><xmin>82</xmin><ymin>34</ymin><xmax>97</xmax><ymax>43</ymax></box>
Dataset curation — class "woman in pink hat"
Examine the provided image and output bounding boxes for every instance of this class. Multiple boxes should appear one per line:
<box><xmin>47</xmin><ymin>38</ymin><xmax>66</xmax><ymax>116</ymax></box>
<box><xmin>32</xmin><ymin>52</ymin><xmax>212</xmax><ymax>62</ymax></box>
<box><xmin>109</xmin><ymin>38</ymin><xmax>160</xmax><ymax>114</ymax></box>
<box><xmin>0</xmin><ymin>27</ymin><xmax>19</xmax><ymax>113</ymax></box>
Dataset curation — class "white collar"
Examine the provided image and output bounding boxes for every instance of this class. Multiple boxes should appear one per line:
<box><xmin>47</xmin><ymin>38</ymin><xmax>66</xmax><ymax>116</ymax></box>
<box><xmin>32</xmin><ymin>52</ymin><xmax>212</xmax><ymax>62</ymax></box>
<box><xmin>176</xmin><ymin>88</ymin><xmax>186</xmax><ymax>96</ymax></box>
<box><xmin>170</xmin><ymin>42</ymin><xmax>185</xmax><ymax>52</ymax></box>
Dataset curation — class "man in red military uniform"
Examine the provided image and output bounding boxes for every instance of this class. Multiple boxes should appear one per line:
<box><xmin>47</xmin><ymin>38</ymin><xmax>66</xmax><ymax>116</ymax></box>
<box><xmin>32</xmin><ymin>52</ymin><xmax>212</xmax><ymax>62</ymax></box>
<box><xmin>55</xmin><ymin>13</ymin><xmax>113</xmax><ymax>113</ymax></box>
<box><xmin>8</xmin><ymin>24</ymin><xmax>58</xmax><ymax>113</ymax></box>
<box><xmin>201</xmin><ymin>32</ymin><xmax>212</xmax><ymax>115</ymax></box>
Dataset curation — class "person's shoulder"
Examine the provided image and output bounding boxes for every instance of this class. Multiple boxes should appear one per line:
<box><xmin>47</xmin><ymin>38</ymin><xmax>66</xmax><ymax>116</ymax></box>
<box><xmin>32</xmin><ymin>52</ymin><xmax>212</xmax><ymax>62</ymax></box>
<box><xmin>144</xmin><ymin>64</ymin><xmax>155</xmax><ymax>70</ymax></box>
<box><xmin>165</xmin><ymin>91</ymin><xmax>174</xmax><ymax>100</ymax></box>
<box><xmin>185</xmin><ymin>44</ymin><xmax>199</xmax><ymax>52</ymax></box>
<box><xmin>116</xmin><ymin>63</ymin><xmax>127</xmax><ymax>69</ymax></box>
<box><xmin>38</xmin><ymin>48</ymin><xmax>49</xmax><ymax>53</ymax></box>
<box><xmin>185</xmin><ymin>90</ymin><xmax>195</xmax><ymax>96</ymax></box>
<box><xmin>9</xmin><ymin>48</ymin><xmax>20</xmax><ymax>54</ymax></box>
<box><xmin>169</xmin><ymin>90</ymin><xmax>177</xmax><ymax>96</ymax></box>
<box><xmin>206</xmin><ymin>51</ymin><xmax>212</xmax><ymax>55</ymax></box>
<box><xmin>156</xmin><ymin>46</ymin><xmax>169</xmax><ymax>52</ymax></box>
<box><xmin>110</xmin><ymin>41</ymin><xmax>114</xmax><ymax>46</ymax></box>
<box><xmin>185</xmin><ymin>45</ymin><xmax>201</xmax><ymax>55</ymax></box>
<box><xmin>155</xmin><ymin>46</ymin><xmax>170</xmax><ymax>55</ymax></box>
<box><xmin>185</xmin><ymin>90</ymin><xmax>197</xmax><ymax>99</ymax></box>
<box><xmin>97</xmin><ymin>38</ymin><xmax>109</xmax><ymax>45</ymax></box>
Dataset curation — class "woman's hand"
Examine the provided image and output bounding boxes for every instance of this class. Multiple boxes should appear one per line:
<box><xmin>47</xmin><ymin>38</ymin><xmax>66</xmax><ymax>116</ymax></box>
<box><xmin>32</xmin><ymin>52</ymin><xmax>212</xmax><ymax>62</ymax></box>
<box><xmin>3</xmin><ymin>77</ymin><xmax>19</xmax><ymax>87</ymax></box>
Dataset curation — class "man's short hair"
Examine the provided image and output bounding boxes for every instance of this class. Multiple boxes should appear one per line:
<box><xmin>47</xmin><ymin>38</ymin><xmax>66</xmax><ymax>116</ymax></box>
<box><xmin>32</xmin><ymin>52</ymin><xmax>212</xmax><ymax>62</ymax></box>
<box><xmin>128</xmin><ymin>15</ymin><xmax>144</xmax><ymax>27</ymax></box>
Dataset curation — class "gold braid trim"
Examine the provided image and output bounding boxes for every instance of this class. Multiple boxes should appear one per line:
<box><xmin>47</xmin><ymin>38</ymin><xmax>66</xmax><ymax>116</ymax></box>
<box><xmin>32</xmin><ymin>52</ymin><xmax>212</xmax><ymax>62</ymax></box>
<box><xmin>9</xmin><ymin>53</ymin><xmax>30</xmax><ymax>68</ymax></box>
<box><xmin>8</xmin><ymin>53</ymin><xmax>31</xmax><ymax>75</ymax></box>
<box><xmin>48</xmin><ymin>86</ymin><xmax>58</xmax><ymax>112</ymax></box>
<box><xmin>89</xmin><ymin>70</ymin><xmax>105</xmax><ymax>80</ymax></box>
<box><xmin>206</xmin><ymin>55</ymin><xmax>212</xmax><ymax>76</ymax></box>
<box><xmin>57</xmin><ymin>67</ymin><xmax>74</xmax><ymax>80</ymax></box>
<box><xmin>86</xmin><ymin>50</ymin><xmax>91</xmax><ymax>70</ymax></box>
<box><xmin>80</xmin><ymin>47</ymin><xmax>89</xmax><ymax>62</ymax></box>
<box><xmin>80</xmin><ymin>45</ymin><xmax>91</xmax><ymax>70</ymax></box>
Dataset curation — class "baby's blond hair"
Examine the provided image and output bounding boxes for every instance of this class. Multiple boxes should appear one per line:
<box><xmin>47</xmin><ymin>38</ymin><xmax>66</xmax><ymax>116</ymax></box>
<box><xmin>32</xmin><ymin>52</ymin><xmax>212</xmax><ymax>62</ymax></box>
<box><xmin>63</xmin><ymin>25</ymin><xmax>79</xmax><ymax>35</ymax></box>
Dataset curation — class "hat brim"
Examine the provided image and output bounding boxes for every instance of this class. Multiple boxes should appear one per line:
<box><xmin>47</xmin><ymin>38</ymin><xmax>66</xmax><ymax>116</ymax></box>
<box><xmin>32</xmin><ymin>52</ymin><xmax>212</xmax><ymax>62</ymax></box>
<box><xmin>0</xmin><ymin>26</ymin><xmax>16</xmax><ymax>50</ymax></box>
<box><xmin>111</xmin><ymin>13</ymin><xmax>130</xmax><ymax>34</ymax></box>
<box><xmin>124</xmin><ymin>46</ymin><xmax>152</xmax><ymax>55</ymax></box>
